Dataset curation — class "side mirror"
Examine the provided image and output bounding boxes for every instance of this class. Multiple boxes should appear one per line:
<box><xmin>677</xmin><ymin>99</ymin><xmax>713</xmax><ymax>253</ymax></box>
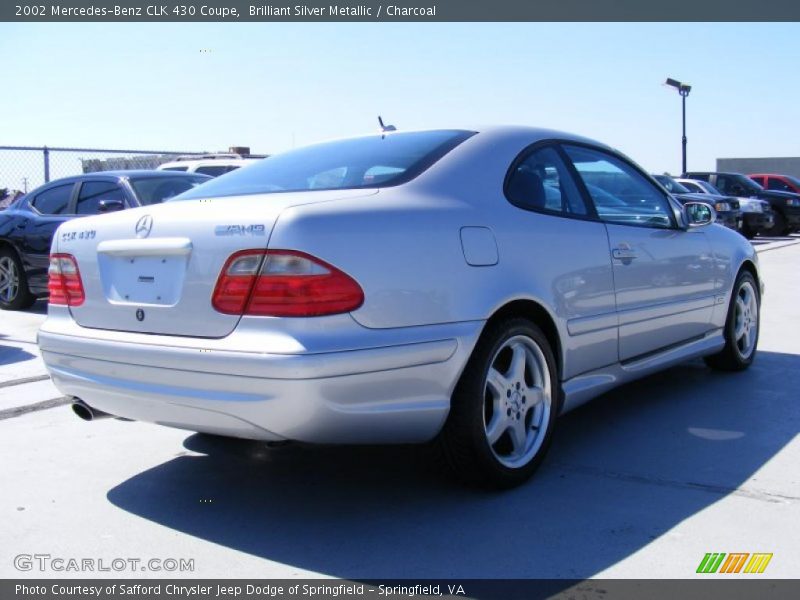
<box><xmin>97</xmin><ymin>199</ymin><xmax>124</xmax><ymax>213</ymax></box>
<box><xmin>683</xmin><ymin>201</ymin><xmax>716</xmax><ymax>228</ymax></box>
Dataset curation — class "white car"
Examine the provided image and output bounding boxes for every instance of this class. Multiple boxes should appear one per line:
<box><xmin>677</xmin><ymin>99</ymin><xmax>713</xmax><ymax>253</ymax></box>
<box><xmin>38</xmin><ymin>127</ymin><xmax>761</xmax><ymax>488</ymax></box>
<box><xmin>157</xmin><ymin>153</ymin><xmax>266</xmax><ymax>177</ymax></box>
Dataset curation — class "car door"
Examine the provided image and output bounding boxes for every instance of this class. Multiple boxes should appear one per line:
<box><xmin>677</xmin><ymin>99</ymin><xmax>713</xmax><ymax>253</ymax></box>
<box><xmin>503</xmin><ymin>143</ymin><xmax>617</xmax><ymax>379</ymax></box>
<box><xmin>561</xmin><ymin>144</ymin><xmax>717</xmax><ymax>362</ymax></box>
<box><xmin>23</xmin><ymin>182</ymin><xmax>78</xmax><ymax>288</ymax></box>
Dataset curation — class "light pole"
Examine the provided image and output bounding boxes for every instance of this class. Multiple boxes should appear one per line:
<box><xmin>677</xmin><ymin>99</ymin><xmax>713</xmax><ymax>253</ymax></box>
<box><xmin>665</xmin><ymin>78</ymin><xmax>691</xmax><ymax>175</ymax></box>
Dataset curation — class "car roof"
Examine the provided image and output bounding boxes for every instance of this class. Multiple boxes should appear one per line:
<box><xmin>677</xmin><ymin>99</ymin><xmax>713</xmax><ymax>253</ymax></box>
<box><xmin>34</xmin><ymin>170</ymin><xmax>210</xmax><ymax>185</ymax></box>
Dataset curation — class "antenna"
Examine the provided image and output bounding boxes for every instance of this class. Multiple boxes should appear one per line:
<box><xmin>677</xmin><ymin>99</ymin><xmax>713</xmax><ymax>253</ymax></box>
<box><xmin>378</xmin><ymin>116</ymin><xmax>397</xmax><ymax>133</ymax></box>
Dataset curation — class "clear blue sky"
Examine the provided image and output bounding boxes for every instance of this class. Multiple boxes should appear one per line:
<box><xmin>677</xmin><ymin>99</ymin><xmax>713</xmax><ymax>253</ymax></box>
<box><xmin>1</xmin><ymin>22</ymin><xmax>799</xmax><ymax>177</ymax></box>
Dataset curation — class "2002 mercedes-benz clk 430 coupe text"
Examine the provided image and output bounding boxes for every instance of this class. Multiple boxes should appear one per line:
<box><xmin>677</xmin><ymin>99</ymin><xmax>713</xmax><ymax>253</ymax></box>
<box><xmin>38</xmin><ymin>127</ymin><xmax>762</xmax><ymax>488</ymax></box>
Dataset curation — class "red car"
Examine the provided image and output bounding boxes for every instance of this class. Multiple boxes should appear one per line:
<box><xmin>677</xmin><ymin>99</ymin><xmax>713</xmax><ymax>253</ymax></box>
<box><xmin>749</xmin><ymin>173</ymin><xmax>800</xmax><ymax>194</ymax></box>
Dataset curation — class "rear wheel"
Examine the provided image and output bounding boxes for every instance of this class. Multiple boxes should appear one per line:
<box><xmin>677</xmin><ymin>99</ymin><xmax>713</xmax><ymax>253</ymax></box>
<box><xmin>437</xmin><ymin>318</ymin><xmax>559</xmax><ymax>488</ymax></box>
<box><xmin>0</xmin><ymin>248</ymin><xmax>35</xmax><ymax>311</ymax></box>
<box><xmin>704</xmin><ymin>271</ymin><xmax>760</xmax><ymax>371</ymax></box>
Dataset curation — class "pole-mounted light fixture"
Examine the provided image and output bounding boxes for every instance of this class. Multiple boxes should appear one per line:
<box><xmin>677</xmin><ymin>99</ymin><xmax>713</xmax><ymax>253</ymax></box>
<box><xmin>665</xmin><ymin>78</ymin><xmax>691</xmax><ymax>174</ymax></box>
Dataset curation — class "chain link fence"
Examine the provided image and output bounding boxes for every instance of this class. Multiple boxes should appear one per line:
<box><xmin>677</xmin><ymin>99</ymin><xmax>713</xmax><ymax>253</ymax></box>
<box><xmin>0</xmin><ymin>146</ymin><xmax>207</xmax><ymax>205</ymax></box>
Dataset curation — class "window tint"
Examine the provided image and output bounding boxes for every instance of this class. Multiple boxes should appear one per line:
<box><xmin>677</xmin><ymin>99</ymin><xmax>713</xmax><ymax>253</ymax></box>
<box><xmin>32</xmin><ymin>184</ymin><xmax>73</xmax><ymax>215</ymax></box>
<box><xmin>161</xmin><ymin>166</ymin><xmax>188</xmax><ymax>172</ymax></box>
<box><xmin>173</xmin><ymin>130</ymin><xmax>475</xmax><ymax>200</ymax></box>
<box><xmin>129</xmin><ymin>175</ymin><xmax>210</xmax><ymax>205</ymax></box>
<box><xmin>767</xmin><ymin>178</ymin><xmax>792</xmax><ymax>192</ymax></box>
<box><xmin>76</xmin><ymin>181</ymin><xmax>126</xmax><ymax>215</ymax></box>
<box><xmin>506</xmin><ymin>146</ymin><xmax>587</xmax><ymax>215</ymax></box>
<box><xmin>653</xmin><ymin>175</ymin><xmax>690</xmax><ymax>194</ymax></box>
<box><xmin>195</xmin><ymin>165</ymin><xmax>233</xmax><ymax>177</ymax></box>
<box><xmin>679</xmin><ymin>180</ymin><xmax>702</xmax><ymax>193</ymax></box>
<box><xmin>717</xmin><ymin>174</ymin><xmax>761</xmax><ymax>196</ymax></box>
<box><xmin>563</xmin><ymin>145</ymin><xmax>673</xmax><ymax>228</ymax></box>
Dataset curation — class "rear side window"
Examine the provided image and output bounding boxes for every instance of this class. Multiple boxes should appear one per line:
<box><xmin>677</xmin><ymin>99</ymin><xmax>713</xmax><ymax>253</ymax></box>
<box><xmin>161</xmin><ymin>166</ymin><xmax>188</xmax><ymax>172</ymax></box>
<box><xmin>563</xmin><ymin>145</ymin><xmax>673</xmax><ymax>229</ymax></box>
<box><xmin>172</xmin><ymin>130</ymin><xmax>475</xmax><ymax>200</ymax></box>
<box><xmin>32</xmin><ymin>184</ymin><xmax>73</xmax><ymax>215</ymax></box>
<box><xmin>76</xmin><ymin>181</ymin><xmax>126</xmax><ymax>215</ymax></box>
<box><xmin>129</xmin><ymin>176</ymin><xmax>210</xmax><ymax>205</ymax></box>
<box><xmin>506</xmin><ymin>146</ymin><xmax>587</xmax><ymax>215</ymax></box>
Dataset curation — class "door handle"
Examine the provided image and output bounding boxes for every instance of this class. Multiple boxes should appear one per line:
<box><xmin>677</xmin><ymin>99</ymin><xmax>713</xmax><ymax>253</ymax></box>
<box><xmin>612</xmin><ymin>244</ymin><xmax>637</xmax><ymax>261</ymax></box>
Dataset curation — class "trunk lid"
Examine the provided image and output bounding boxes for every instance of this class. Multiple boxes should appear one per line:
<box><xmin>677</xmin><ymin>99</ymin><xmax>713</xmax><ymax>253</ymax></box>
<box><xmin>56</xmin><ymin>190</ymin><xmax>376</xmax><ymax>338</ymax></box>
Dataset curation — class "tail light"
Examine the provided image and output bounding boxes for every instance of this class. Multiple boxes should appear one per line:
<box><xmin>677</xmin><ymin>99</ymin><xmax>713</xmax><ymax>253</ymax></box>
<box><xmin>48</xmin><ymin>254</ymin><xmax>85</xmax><ymax>306</ymax></box>
<box><xmin>212</xmin><ymin>250</ymin><xmax>364</xmax><ymax>317</ymax></box>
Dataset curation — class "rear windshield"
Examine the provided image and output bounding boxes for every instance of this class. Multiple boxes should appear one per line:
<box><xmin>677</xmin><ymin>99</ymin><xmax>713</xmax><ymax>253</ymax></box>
<box><xmin>172</xmin><ymin>130</ymin><xmax>475</xmax><ymax>200</ymax></box>
<box><xmin>130</xmin><ymin>175</ymin><xmax>210</xmax><ymax>205</ymax></box>
<box><xmin>653</xmin><ymin>175</ymin><xmax>690</xmax><ymax>194</ymax></box>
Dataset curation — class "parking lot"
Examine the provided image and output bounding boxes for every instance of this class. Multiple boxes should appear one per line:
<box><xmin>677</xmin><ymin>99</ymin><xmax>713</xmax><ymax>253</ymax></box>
<box><xmin>1</xmin><ymin>234</ymin><xmax>799</xmax><ymax>580</ymax></box>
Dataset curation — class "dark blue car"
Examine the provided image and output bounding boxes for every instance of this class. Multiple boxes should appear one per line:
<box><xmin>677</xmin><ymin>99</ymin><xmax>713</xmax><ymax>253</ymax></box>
<box><xmin>0</xmin><ymin>170</ymin><xmax>210</xmax><ymax>310</ymax></box>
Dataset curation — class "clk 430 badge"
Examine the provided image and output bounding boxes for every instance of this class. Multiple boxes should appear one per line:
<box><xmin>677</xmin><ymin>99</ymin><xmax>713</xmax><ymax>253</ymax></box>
<box><xmin>61</xmin><ymin>230</ymin><xmax>96</xmax><ymax>242</ymax></box>
<box><xmin>214</xmin><ymin>224</ymin><xmax>266</xmax><ymax>236</ymax></box>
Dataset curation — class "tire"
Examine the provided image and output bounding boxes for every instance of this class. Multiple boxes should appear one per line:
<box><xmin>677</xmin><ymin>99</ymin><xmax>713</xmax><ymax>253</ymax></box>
<box><xmin>740</xmin><ymin>224</ymin><xmax>756</xmax><ymax>240</ymax></box>
<box><xmin>436</xmin><ymin>318</ymin><xmax>559</xmax><ymax>489</ymax></box>
<box><xmin>704</xmin><ymin>271</ymin><xmax>760</xmax><ymax>372</ymax></box>
<box><xmin>0</xmin><ymin>248</ymin><xmax>35</xmax><ymax>311</ymax></box>
<box><xmin>766</xmin><ymin>211</ymin><xmax>789</xmax><ymax>237</ymax></box>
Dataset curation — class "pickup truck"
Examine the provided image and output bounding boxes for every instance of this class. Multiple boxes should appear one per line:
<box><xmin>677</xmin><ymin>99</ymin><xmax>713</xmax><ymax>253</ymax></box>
<box><xmin>685</xmin><ymin>171</ymin><xmax>800</xmax><ymax>236</ymax></box>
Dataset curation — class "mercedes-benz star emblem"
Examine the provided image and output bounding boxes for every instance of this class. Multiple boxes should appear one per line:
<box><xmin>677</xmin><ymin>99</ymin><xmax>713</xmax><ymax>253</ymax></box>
<box><xmin>136</xmin><ymin>309</ymin><xmax>145</xmax><ymax>322</ymax></box>
<box><xmin>135</xmin><ymin>215</ymin><xmax>153</xmax><ymax>238</ymax></box>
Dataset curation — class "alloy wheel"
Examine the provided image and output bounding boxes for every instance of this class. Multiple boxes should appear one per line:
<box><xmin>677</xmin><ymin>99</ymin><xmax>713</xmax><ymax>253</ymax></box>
<box><xmin>734</xmin><ymin>280</ymin><xmax>758</xmax><ymax>359</ymax></box>
<box><xmin>483</xmin><ymin>335</ymin><xmax>552</xmax><ymax>468</ymax></box>
<box><xmin>0</xmin><ymin>256</ymin><xmax>19</xmax><ymax>303</ymax></box>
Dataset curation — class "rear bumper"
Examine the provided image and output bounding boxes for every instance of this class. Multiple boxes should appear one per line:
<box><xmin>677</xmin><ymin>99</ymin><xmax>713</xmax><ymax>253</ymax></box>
<box><xmin>38</xmin><ymin>309</ymin><xmax>482</xmax><ymax>444</ymax></box>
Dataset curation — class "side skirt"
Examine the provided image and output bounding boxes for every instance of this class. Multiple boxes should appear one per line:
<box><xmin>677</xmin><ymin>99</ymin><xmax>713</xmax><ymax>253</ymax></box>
<box><xmin>560</xmin><ymin>329</ymin><xmax>725</xmax><ymax>414</ymax></box>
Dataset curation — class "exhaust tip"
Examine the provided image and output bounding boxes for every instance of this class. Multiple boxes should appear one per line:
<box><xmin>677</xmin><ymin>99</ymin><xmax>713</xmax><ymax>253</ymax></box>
<box><xmin>71</xmin><ymin>401</ymin><xmax>93</xmax><ymax>421</ymax></box>
<box><xmin>71</xmin><ymin>399</ymin><xmax>114</xmax><ymax>421</ymax></box>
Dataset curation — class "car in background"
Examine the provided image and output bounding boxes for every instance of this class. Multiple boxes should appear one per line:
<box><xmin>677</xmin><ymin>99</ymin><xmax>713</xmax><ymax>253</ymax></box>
<box><xmin>652</xmin><ymin>174</ymin><xmax>741</xmax><ymax>232</ymax></box>
<box><xmin>748</xmin><ymin>173</ymin><xmax>800</xmax><ymax>195</ymax></box>
<box><xmin>677</xmin><ymin>178</ymin><xmax>774</xmax><ymax>239</ymax></box>
<box><xmin>0</xmin><ymin>170</ymin><xmax>210</xmax><ymax>310</ymax></box>
<box><xmin>157</xmin><ymin>152</ymin><xmax>267</xmax><ymax>177</ymax></box>
<box><xmin>38</xmin><ymin>127</ymin><xmax>761</xmax><ymax>489</ymax></box>
<box><xmin>685</xmin><ymin>171</ymin><xmax>800</xmax><ymax>236</ymax></box>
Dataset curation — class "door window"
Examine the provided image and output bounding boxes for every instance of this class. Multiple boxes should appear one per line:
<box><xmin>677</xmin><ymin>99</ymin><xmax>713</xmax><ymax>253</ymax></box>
<box><xmin>767</xmin><ymin>178</ymin><xmax>792</xmax><ymax>192</ymax></box>
<box><xmin>76</xmin><ymin>181</ymin><xmax>126</xmax><ymax>215</ymax></box>
<box><xmin>506</xmin><ymin>146</ymin><xmax>588</xmax><ymax>215</ymax></box>
<box><xmin>31</xmin><ymin>184</ymin><xmax>74</xmax><ymax>215</ymax></box>
<box><xmin>563</xmin><ymin>145</ymin><xmax>673</xmax><ymax>228</ymax></box>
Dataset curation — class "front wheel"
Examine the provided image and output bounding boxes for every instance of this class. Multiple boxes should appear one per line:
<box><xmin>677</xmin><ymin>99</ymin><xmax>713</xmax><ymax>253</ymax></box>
<box><xmin>704</xmin><ymin>271</ymin><xmax>760</xmax><ymax>371</ymax></box>
<box><xmin>436</xmin><ymin>318</ymin><xmax>559</xmax><ymax>489</ymax></box>
<box><xmin>740</xmin><ymin>223</ymin><xmax>756</xmax><ymax>240</ymax></box>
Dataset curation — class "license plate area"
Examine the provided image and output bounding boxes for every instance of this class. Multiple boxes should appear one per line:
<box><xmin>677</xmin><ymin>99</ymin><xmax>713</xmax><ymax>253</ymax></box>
<box><xmin>99</xmin><ymin>254</ymin><xmax>187</xmax><ymax>306</ymax></box>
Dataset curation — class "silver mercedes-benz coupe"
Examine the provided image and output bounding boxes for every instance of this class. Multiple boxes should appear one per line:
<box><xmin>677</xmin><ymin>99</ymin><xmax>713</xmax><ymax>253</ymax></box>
<box><xmin>38</xmin><ymin>127</ymin><xmax>761</xmax><ymax>487</ymax></box>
